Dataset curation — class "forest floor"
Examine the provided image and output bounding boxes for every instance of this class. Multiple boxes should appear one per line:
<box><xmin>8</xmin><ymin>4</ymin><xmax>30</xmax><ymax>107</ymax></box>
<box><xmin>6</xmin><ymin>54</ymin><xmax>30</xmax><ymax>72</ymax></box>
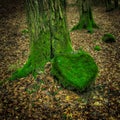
<box><xmin>0</xmin><ymin>0</ymin><xmax>120</xmax><ymax>120</ymax></box>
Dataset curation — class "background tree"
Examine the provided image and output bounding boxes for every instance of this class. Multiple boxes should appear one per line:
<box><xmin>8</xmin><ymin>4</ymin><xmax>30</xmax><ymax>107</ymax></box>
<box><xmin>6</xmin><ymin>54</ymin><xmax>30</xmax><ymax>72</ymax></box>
<box><xmin>71</xmin><ymin>0</ymin><xmax>98</xmax><ymax>33</ymax></box>
<box><xmin>105</xmin><ymin>0</ymin><xmax>119</xmax><ymax>11</ymax></box>
<box><xmin>114</xmin><ymin>0</ymin><xmax>119</xmax><ymax>8</ymax></box>
<box><xmin>105</xmin><ymin>0</ymin><xmax>113</xmax><ymax>11</ymax></box>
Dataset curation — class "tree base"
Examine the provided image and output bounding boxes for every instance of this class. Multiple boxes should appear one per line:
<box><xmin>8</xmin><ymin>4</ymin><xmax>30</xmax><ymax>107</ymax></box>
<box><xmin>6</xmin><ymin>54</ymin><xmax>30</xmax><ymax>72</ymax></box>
<box><xmin>71</xmin><ymin>18</ymin><xmax>98</xmax><ymax>33</ymax></box>
<box><xmin>9</xmin><ymin>59</ymin><xmax>34</xmax><ymax>81</ymax></box>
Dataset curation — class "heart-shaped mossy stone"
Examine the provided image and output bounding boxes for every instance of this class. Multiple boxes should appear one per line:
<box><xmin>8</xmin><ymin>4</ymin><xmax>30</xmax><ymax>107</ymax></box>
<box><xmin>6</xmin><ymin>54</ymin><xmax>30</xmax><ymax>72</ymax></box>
<box><xmin>51</xmin><ymin>50</ymin><xmax>98</xmax><ymax>91</ymax></box>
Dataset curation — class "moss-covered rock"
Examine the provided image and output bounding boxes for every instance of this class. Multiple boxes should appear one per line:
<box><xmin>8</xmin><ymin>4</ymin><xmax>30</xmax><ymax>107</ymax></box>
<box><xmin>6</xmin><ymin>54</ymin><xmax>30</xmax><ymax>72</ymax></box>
<box><xmin>102</xmin><ymin>34</ymin><xmax>116</xmax><ymax>43</ymax></box>
<box><xmin>51</xmin><ymin>50</ymin><xmax>98</xmax><ymax>91</ymax></box>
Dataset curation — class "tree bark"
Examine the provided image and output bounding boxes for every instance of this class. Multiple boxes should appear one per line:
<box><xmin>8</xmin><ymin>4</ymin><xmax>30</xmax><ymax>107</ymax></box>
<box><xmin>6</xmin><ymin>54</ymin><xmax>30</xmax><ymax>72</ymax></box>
<box><xmin>10</xmin><ymin>0</ymin><xmax>72</xmax><ymax>80</ymax></box>
<box><xmin>72</xmin><ymin>0</ymin><xmax>98</xmax><ymax>33</ymax></box>
<box><xmin>114</xmin><ymin>0</ymin><xmax>118</xmax><ymax>8</ymax></box>
<box><xmin>49</xmin><ymin>0</ymin><xmax>72</xmax><ymax>55</ymax></box>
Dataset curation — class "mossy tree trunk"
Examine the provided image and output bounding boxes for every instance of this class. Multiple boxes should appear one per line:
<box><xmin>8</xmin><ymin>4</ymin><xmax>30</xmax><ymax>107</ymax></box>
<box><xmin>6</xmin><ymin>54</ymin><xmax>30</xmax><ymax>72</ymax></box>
<box><xmin>72</xmin><ymin>0</ymin><xmax>98</xmax><ymax>33</ymax></box>
<box><xmin>10</xmin><ymin>0</ymin><xmax>72</xmax><ymax>80</ymax></box>
<box><xmin>49</xmin><ymin>0</ymin><xmax>72</xmax><ymax>55</ymax></box>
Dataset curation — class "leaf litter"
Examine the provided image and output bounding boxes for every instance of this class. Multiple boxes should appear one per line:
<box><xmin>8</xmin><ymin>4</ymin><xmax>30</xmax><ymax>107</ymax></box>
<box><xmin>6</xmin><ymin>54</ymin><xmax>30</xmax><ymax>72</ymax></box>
<box><xmin>0</xmin><ymin>0</ymin><xmax>120</xmax><ymax>119</ymax></box>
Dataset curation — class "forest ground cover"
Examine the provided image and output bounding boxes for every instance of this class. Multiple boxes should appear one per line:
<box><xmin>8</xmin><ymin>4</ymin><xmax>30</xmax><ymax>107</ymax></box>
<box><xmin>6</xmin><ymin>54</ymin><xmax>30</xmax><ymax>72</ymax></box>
<box><xmin>0</xmin><ymin>0</ymin><xmax>120</xmax><ymax>119</ymax></box>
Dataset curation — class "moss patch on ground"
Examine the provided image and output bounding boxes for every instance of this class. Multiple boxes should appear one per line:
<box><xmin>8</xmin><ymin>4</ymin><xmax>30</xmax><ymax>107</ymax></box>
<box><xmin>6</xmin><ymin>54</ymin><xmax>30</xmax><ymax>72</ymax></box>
<box><xmin>94</xmin><ymin>45</ymin><xmax>101</xmax><ymax>51</ymax></box>
<box><xmin>102</xmin><ymin>33</ymin><xmax>116</xmax><ymax>43</ymax></box>
<box><xmin>51</xmin><ymin>50</ymin><xmax>98</xmax><ymax>91</ymax></box>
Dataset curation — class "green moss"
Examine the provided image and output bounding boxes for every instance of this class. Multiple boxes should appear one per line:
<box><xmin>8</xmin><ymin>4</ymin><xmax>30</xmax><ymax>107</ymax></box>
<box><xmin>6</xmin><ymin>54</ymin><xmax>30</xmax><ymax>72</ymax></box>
<box><xmin>9</xmin><ymin>1</ymin><xmax>51</xmax><ymax>81</ymax></box>
<box><xmin>21</xmin><ymin>29</ymin><xmax>29</xmax><ymax>34</ymax></box>
<box><xmin>51</xmin><ymin>50</ymin><xmax>98</xmax><ymax>91</ymax></box>
<box><xmin>9</xmin><ymin>31</ymin><xmax>51</xmax><ymax>81</ymax></box>
<box><xmin>102</xmin><ymin>33</ymin><xmax>116</xmax><ymax>43</ymax></box>
<box><xmin>71</xmin><ymin>7</ymin><xmax>98</xmax><ymax>33</ymax></box>
<box><xmin>9</xmin><ymin>58</ymin><xmax>33</xmax><ymax>80</ymax></box>
<box><xmin>94</xmin><ymin>45</ymin><xmax>101</xmax><ymax>51</ymax></box>
<box><xmin>9</xmin><ymin>1</ymin><xmax>73</xmax><ymax>81</ymax></box>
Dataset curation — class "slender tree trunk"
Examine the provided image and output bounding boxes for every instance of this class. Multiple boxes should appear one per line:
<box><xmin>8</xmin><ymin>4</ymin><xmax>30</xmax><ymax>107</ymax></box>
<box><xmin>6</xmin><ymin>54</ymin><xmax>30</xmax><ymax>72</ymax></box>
<box><xmin>10</xmin><ymin>0</ymin><xmax>72</xmax><ymax>80</ymax></box>
<box><xmin>72</xmin><ymin>0</ymin><xmax>98</xmax><ymax>33</ymax></box>
<box><xmin>114</xmin><ymin>0</ymin><xmax>118</xmax><ymax>8</ymax></box>
<box><xmin>105</xmin><ymin>0</ymin><xmax>115</xmax><ymax>11</ymax></box>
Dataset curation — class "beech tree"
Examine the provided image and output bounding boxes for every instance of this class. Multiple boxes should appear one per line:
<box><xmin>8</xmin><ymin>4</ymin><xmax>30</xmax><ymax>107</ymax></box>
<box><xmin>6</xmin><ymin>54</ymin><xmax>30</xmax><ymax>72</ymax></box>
<box><xmin>10</xmin><ymin>0</ymin><xmax>72</xmax><ymax>80</ymax></box>
<box><xmin>10</xmin><ymin>0</ymin><xmax>98</xmax><ymax>92</ymax></box>
<box><xmin>105</xmin><ymin>0</ymin><xmax>119</xmax><ymax>11</ymax></box>
<box><xmin>71</xmin><ymin>0</ymin><xmax>98</xmax><ymax>33</ymax></box>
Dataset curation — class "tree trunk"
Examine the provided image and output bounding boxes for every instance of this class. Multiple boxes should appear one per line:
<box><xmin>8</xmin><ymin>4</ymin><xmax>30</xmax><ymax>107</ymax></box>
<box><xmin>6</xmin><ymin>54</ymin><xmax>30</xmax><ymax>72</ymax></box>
<box><xmin>105</xmin><ymin>0</ymin><xmax>114</xmax><ymax>11</ymax></box>
<box><xmin>105</xmin><ymin>0</ymin><xmax>119</xmax><ymax>11</ymax></box>
<box><xmin>72</xmin><ymin>0</ymin><xmax>98</xmax><ymax>33</ymax></box>
<box><xmin>49</xmin><ymin>0</ymin><xmax>72</xmax><ymax>55</ymax></box>
<box><xmin>10</xmin><ymin>0</ymin><xmax>72</xmax><ymax>80</ymax></box>
<box><xmin>114</xmin><ymin>0</ymin><xmax>118</xmax><ymax>8</ymax></box>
